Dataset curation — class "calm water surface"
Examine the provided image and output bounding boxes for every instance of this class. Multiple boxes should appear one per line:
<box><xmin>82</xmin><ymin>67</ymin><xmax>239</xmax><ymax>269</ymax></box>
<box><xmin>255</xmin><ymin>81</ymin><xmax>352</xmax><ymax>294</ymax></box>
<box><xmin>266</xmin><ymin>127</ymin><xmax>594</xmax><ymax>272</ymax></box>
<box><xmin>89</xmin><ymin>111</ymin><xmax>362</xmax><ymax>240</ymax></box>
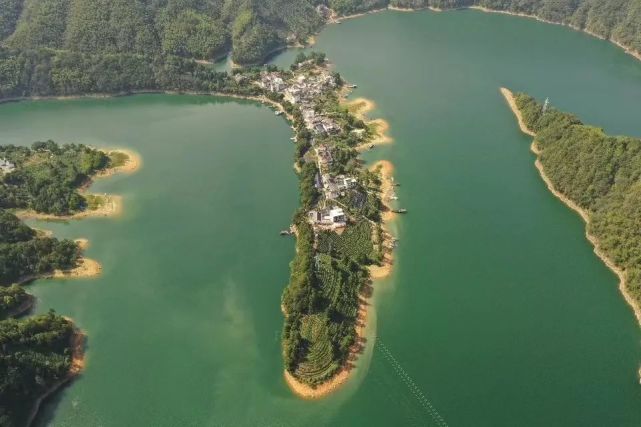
<box><xmin>1</xmin><ymin>8</ymin><xmax>641</xmax><ymax>426</ymax></box>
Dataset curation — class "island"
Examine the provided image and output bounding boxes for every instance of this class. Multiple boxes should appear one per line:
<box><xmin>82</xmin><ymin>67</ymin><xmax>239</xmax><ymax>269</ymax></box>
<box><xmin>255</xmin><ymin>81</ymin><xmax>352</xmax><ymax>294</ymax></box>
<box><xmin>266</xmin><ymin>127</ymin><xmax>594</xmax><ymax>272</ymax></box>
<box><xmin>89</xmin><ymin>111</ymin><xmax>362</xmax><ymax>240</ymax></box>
<box><xmin>0</xmin><ymin>142</ymin><xmax>139</xmax><ymax>426</ymax></box>
<box><xmin>501</xmin><ymin>88</ymin><xmax>641</xmax><ymax>327</ymax></box>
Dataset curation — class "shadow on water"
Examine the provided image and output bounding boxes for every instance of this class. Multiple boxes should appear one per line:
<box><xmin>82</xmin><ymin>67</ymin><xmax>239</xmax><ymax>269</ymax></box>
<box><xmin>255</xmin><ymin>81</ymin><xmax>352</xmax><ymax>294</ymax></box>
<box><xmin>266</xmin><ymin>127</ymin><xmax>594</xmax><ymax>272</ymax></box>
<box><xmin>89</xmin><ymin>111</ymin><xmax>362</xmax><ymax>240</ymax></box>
<box><xmin>32</xmin><ymin>337</ymin><xmax>91</xmax><ymax>427</ymax></box>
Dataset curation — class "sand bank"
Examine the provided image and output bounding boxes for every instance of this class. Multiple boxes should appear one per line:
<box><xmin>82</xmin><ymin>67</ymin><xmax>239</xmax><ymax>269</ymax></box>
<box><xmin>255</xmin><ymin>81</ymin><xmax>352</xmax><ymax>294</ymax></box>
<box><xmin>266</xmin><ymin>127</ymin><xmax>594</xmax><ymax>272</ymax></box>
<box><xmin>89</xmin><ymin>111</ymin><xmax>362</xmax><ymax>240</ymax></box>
<box><xmin>502</xmin><ymin>87</ymin><xmax>641</xmax><ymax>326</ymax></box>
<box><xmin>16</xmin><ymin>195</ymin><xmax>123</xmax><ymax>221</ymax></box>
<box><xmin>97</xmin><ymin>148</ymin><xmax>142</xmax><ymax>178</ymax></box>
<box><xmin>340</xmin><ymin>96</ymin><xmax>393</xmax><ymax>150</ymax></box>
<box><xmin>500</xmin><ymin>87</ymin><xmax>535</xmax><ymax>136</ymax></box>
<box><xmin>368</xmin><ymin>118</ymin><xmax>393</xmax><ymax>146</ymax></box>
<box><xmin>344</xmin><ymin>97</ymin><xmax>377</xmax><ymax>116</ymax></box>
<box><xmin>52</xmin><ymin>257</ymin><xmax>102</xmax><ymax>280</ymax></box>
<box><xmin>74</xmin><ymin>238</ymin><xmax>90</xmax><ymax>251</ymax></box>
<box><xmin>26</xmin><ymin>327</ymin><xmax>86</xmax><ymax>427</ymax></box>
<box><xmin>369</xmin><ymin>160</ymin><xmax>397</xmax><ymax>280</ymax></box>
<box><xmin>388</xmin><ymin>5</ymin><xmax>441</xmax><ymax>12</ymax></box>
<box><xmin>331</xmin><ymin>7</ymin><xmax>388</xmax><ymax>24</ymax></box>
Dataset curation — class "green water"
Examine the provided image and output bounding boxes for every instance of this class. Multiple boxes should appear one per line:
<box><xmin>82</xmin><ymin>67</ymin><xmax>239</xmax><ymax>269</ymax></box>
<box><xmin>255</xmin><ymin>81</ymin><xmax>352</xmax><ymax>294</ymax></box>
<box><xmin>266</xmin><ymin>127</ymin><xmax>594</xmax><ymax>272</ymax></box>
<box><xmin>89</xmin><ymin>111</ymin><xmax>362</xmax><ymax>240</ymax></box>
<box><xmin>1</xmin><ymin>8</ymin><xmax>641</xmax><ymax>426</ymax></box>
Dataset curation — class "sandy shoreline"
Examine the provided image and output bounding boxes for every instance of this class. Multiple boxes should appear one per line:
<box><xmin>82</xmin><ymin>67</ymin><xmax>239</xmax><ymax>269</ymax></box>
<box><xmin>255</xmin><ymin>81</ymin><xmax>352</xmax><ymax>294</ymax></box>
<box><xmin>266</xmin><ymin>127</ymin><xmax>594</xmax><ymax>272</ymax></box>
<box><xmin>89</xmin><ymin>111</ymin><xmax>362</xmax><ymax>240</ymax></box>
<box><xmin>15</xmin><ymin>256</ymin><xmax>102</xmax><ymax>286</ymax></box>
<box><xmin>13</xmin><ymin>148</ymin><xmax>137</xmax><ymax>222</ymax></box>
<box><xmin>284</xmin><ymin>295</ymin><xmax>371</xmax><ymax>398</ymax></box>
<box><xmin>370</xmin><ymin>160</ymin><xmax>397</xmax><ymax>280</ymax></box>
<box><xmin>501</xmin><ymin>87</ymin><xmax>641</xmax><ymax>326</ymax></box>
<box><xmin>470</xmin><ymin>6</ymin><xmax>641</xmax><ymax>63</ymax></box>
<box><xmin>531</xmin><ymin>148</ymin><xmax>641</xmax><ymax>326</ymax></box>
<box><xmin>96</xmin><ymin>148</ymin><xmax>142</xmax><ymax>178</ymax></box>
<box><xmin>26</xmin><ymin>327</ymin><xmax>86</xmax><ymax>427</ymax></box>
<box><xmin>16</xmin><ymin>194</ymin><xmax>123</xmax><ymax>221</ymax></box>
<box><xmin>500</xmin><ymin>87</ymin><xmax>535</xmax><ymax>136</ymax></box>
<box><xmin>340</xmin><ymin>96</ymin><xmax>393</xmax><ymax>150</ymax></box>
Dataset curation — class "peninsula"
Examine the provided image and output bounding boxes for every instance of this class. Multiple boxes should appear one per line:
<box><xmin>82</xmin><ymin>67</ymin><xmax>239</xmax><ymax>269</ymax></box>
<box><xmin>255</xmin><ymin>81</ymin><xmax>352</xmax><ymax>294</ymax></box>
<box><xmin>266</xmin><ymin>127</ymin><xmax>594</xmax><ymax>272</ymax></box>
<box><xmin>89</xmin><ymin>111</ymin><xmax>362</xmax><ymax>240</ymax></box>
<box><xmin>0</xmin><ymin>142</ymin><xmax>139</xmax><ymax>425</ymax></box>
<box><xmin>501</xmin><ymin>88</ymin><xmax>641</xmax><ymax>327</ymax></box>
<box><xmin>244</xmin><ymin>52</ymin><xmax>396</xmax><ymax>396</ymax></box>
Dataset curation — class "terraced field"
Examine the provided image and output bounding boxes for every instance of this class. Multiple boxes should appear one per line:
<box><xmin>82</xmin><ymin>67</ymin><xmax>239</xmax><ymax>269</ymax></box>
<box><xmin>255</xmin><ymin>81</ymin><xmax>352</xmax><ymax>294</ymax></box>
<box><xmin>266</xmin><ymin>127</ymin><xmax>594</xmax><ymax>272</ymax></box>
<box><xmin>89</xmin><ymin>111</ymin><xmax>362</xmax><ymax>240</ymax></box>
<box><xmin>315</xmin><ymin>254</ymin><xmax>359</xmax><ymax>319</ymax></box>
<box><xmin>317</xmin><ymin>220</ymin><xmax>375</xmax><ymax>263</ymax></box>
<box><xmin>295</xmin><ymin>314</ymin><xmax>340</xmax><ymax>385</ymax></box>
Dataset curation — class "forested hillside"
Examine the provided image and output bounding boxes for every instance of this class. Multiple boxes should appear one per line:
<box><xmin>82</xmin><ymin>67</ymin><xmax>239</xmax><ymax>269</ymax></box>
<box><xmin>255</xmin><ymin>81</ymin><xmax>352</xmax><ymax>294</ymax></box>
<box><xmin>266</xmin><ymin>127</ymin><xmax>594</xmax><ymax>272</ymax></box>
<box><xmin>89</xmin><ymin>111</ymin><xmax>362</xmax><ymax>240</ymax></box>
<box><xmin>0</xmin><ymin>312</ymin><xmax>77</xmax><ymax>427</ymax></box>
<box><xmin>513</xmin><ymin>93</ymin><xmax>641</xmax><ymax>318</ymax></box>
<box><xmin>1</xmin><ymin>0</ymin><xmax>640</xmax><ymax>74</ymax></box>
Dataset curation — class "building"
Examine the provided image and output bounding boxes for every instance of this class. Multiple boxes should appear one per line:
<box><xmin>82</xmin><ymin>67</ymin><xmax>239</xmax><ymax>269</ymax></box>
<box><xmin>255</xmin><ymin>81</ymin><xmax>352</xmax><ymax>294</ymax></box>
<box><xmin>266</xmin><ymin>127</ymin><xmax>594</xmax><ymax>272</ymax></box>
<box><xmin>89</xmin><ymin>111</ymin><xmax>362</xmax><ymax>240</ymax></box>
<box><xmin>324</xmin><ymin>207</ymin><xmax>346</xmax><ymax>225</ymax></box>
<box><xmin>0</xmin><ymin>158</ymin><xmax>15</xmax><ymax>174</ymax></box>
<box><xmin>260</xmin><ymin>73</ymin><xmax>286</xmax><ymax>92</ymax></box>
<box><xmin>309</xmin><ymin>207</ymin><xmax>347</xmax><ymax>228</ymax></box>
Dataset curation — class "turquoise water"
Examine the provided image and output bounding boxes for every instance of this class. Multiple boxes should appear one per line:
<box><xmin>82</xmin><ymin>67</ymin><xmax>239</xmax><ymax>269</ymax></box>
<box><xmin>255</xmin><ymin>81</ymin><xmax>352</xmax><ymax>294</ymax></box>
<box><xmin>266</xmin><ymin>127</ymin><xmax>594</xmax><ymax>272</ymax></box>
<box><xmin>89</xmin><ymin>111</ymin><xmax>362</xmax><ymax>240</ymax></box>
<box><xmin>1</xmin><ymin>8</ymin><xmax>641</xmax><ymax>426</ymax></box>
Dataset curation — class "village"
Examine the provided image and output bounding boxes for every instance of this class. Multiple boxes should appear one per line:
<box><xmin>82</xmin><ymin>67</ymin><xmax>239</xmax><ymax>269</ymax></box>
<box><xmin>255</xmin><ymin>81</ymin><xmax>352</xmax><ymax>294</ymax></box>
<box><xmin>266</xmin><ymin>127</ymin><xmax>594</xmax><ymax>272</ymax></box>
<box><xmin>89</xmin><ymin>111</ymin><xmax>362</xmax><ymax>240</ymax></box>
<box><xmin>256</xmin><ymin>61</ymin><xmax>370</xmax><ymax>233</ymax></box>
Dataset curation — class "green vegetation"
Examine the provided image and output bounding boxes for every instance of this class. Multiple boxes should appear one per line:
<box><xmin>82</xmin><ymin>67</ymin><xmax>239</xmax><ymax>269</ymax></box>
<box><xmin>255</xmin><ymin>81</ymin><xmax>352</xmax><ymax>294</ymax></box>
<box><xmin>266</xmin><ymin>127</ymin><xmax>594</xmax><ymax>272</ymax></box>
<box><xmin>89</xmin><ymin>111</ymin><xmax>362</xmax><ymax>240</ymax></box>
<box><xmin>338</xmin><ymin>185</ymin><xmax>382</xmax><ymax>221</ymax></box>
<box><xmin>513</xmin><ymin>92</ymin><xmax>641</xmax><ymax>314</ymax></box>
<box><xmin>317</xmin><ymin>219</ymin><xmax>376</xmax><ymax>263</ymax></box>
<box><xmin>1</xmin><ymin>0</ymin><xmax>640</xmax><ymax>101</ymax></box>
<box><xmin>0</xmin><ymin>311</ymin><xmax>75</xmax><ymax>427</ymax></box>
<box><xmin>277</xmin><ymin>60</ymin><xmax>388</xmax><ymax>387</ymax></box>
<box><xmin>0</xmin><ymin>141</ymin><xmax>109</xmax><ymax>215</ymax></box>
<box><xmin>0</xmin><ymin>210</ymin><xmax>79</xmax><ymax>285</ymax></box>
<box><xmin>107</xmin><ymin>151</ymin><xmax>129</xmax><ymax>168</ymax></box>
<box><xmin>0</xmin><ymin>284</ymin><xmax>31</xmax><ymax>319</ymax></box>
<box><xmin>0</xmin><ymin>138</ymin><xmax>125</xmax><ymax>422</ymax></box>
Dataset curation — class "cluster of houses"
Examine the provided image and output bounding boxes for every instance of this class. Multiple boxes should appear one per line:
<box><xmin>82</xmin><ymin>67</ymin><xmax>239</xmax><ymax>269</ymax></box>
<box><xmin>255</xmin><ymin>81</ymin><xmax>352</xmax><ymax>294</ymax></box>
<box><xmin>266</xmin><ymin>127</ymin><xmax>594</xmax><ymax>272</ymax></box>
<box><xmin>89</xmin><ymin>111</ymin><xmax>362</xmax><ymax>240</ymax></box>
<box><xmin>259</xmin><ymin>72</ymin><xmax>286</xmax><ymax>93</ymax></box>
<box><xmin>259</xmin><ymin>70</ymin><xmax>342</xmax><ymax>137</ymax></box>
<box><xmin>287</xmin><ymin>73</ymin><xmax>341</xmax><ymax>136</ymax></box>
<box><xmin>318</xmin><ymin>173</ymin><xmax>357</xmax><ymax>200</ymax></box>
<box><xmin>0</xmin><ymin>158</ymin><xmax>15</xmax><ymax>174</ymax></box>
<box><xmin>257</xmin><ymin>68</ymin><xmax>360</xmax><ymax>232</ymax></box>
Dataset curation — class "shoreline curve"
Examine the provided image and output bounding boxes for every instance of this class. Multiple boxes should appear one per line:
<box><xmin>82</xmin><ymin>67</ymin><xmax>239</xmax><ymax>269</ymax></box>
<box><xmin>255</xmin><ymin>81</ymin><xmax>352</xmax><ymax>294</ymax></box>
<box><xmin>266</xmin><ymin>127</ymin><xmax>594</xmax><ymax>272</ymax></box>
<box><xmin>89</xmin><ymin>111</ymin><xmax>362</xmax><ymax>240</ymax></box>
<box><xmin>500</xmin><ymin>87</ymin><xmax>641</xmax><ymax>327</ymax></box>
<box><xmin>25</xmin><ymin>327</ymin><xmax>86</xmax><ymax>427</ymax></box>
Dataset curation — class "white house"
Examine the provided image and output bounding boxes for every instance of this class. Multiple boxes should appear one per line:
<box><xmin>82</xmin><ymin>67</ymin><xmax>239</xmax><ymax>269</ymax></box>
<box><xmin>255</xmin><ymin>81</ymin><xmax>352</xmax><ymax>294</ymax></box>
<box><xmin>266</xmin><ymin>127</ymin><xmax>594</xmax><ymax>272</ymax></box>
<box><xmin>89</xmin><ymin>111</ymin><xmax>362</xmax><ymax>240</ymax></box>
<box><xmin>0</xmin><ymin>158</ymin><xmax>15</xmax><ymax>174</ymax></box>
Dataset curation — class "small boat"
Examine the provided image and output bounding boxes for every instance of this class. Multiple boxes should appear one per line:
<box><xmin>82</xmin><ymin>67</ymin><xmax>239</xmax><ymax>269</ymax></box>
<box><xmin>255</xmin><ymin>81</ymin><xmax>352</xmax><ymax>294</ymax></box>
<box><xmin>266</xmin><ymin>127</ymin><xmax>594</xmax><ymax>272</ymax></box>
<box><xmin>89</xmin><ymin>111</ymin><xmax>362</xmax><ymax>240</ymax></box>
<box><xmin>368</xmin><ymin>144</ymin><xmax>375</xmax><ymax>150</ymax></box>
<box><xmin>392</xmin><ymin>208</ymin><xmax>407</xmax><ymax>214</ymax></box>
<box><xmin>389</xmin><ymin>195</ymin><xmax>399</xmax><ymax>201</ymax></box>
<box><xmin>280</xmin><ymin>230</ymin><xmax>293</xmax><ymax>236</ymax></box>
<box><xmin>392</xmin><ymin>183</ymin><xmax>401</xmax><ymax>187</ymax></box>
<box><xmin>275</xmin><ymin>110</ymin><xmax>284</xmax><ymax>116</ymax></box>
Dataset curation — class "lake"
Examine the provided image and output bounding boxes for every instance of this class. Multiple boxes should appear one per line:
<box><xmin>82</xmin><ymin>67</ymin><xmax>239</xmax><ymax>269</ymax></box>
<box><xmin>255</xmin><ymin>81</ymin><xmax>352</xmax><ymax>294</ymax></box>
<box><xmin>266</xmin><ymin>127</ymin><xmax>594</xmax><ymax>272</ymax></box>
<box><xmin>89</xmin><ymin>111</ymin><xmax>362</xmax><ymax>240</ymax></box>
<box><xmin>2</xmin><ymin>8</ymin><xmax>641</xmax><ymax>426</ymax></box>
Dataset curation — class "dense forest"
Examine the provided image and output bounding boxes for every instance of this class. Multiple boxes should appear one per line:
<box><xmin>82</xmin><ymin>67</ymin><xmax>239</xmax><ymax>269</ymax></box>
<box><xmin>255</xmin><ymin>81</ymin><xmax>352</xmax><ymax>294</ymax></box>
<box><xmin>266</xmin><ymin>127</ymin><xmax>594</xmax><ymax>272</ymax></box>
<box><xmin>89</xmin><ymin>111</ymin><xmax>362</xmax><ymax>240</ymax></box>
<box><xmin>1</xmin><ymin>0</ymin><xmax>641</xmax><ymax>102</ymax></box>
<box><xmin>0</xmin><ymin>284</ymin><xmax>31</xmax><ymax>318</ymax></box>
<box><xmin>0</xmin><ymin>138</ymin><xmax>136</xmax><ymax>423</ymax></box>
<box><xmin>0</xmin><ymin>142</ymin><xmax>107</xmax><ymax>425</ymax></box>
<box><xmin>0</xmin><ymin>311</ymin><xmax>76</xmax><ymax>427</ymax></box>
<box><xmin>513</xmin><ymin>93</ymin><xmax>641</xmax><ymax>315</ymax></box>
<box><xmin>0</xmin><ymin>209</ymin><xmax>79</xmax><ymax>286</ymax></box>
